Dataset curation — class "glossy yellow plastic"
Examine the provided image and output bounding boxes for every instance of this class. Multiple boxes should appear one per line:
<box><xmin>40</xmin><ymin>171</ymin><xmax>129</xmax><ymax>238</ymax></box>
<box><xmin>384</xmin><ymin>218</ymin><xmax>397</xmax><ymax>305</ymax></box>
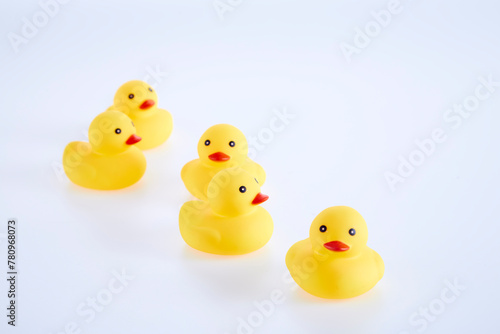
<box><xmin>286</xmin><ymin>206</ymin><xmax>384</xmax><ymax>299</ymax></box>
<box><xmin>108</xmin><ymin>80</ymin><xmax>173</xmax><ymax>150</ymax></box>
<box><xmin>63</xmin><ymin>110</ymin><xmax>146</xmax><ymax>190</ymax></box>
<box><xmin>179</xmin><ymin>167</ymin><xmax>273</xmax><ymax>255</ymax></box>
<box><xmin>181</xmin><ymin>124</ymin><xmax>266</xmax><ymax>200</ymax></box>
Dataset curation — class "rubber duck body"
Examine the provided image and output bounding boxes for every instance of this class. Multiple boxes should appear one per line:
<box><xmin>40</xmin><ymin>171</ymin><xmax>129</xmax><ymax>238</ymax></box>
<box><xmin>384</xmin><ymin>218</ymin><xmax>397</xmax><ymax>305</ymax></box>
<box><xmin>181</xmin><ymin>124</ymin><xmax>266</xmax><ymax>200</ymax></box>
<box><xmin>286</xmin><ymin>206</ymin><xmax>384</xmax><ymax>299</ymax></box>
<box><xmin>179</xmin><ymin>167</ymin><xmax>272</xmax><ymax>255</ymax></box>
<box><xmin>63</xmin><ymin>110</ymin><xmax>146</xmax><ymax>190</ymax></box>
<box><xmin>108</xmin><ymin>80</ymin><xmax>173</xmax><ymax>150</ymax></box>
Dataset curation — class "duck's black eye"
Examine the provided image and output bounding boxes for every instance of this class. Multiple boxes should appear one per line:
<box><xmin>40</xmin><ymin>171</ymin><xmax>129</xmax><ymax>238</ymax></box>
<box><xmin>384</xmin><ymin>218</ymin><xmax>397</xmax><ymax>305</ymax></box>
<box><xmin>229</xmin><ymin>141</ymin><xmax>235</xmax><ymax>147</ymax></box>
<box><xmin>128</xmin><ymin>94</ymin><xmax>134</xmax><ymax>99</ymax></box>
<box><xmin>319</xmin><ymin>225</ymin><xmax>327</xmax><ymax>233</ymax></box>
<box><xmin>115</xmin><ymin>128</ymin><xmax>122</xmax><ymax>134</ymax></box>
<box><xmin>205</xmin><ymin>140</ymin><xmax>210</xmax><ymax>146</ymax></box>
<box><xmin>349</xmin><ymin>228</ymin><xmax>356</xmax><ymax>236</ymax></box>
<box><xmin>148</xmin><ymin>87</ymin><xmax>153</xmax><ymax>92</ymax></box>
<box><xmin>239</xmin><ymin>186</ymin><xmax>246</xmax><ymax>193</ymax></box>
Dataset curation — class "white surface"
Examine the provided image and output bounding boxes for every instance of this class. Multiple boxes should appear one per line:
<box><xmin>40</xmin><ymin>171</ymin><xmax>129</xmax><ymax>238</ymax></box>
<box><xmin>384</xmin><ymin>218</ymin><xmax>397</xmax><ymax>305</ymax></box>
<box><xmin>1</xmin><ymin>0</ymin><xmax>500</xmax><ymax>333</ymax></box>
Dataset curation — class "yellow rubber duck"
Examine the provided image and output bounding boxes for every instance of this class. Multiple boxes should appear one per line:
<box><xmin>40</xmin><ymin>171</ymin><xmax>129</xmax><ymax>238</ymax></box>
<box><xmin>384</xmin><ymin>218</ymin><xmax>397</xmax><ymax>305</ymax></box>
<box><xmin>63</xmin><ymin>110</ymin><xmax>146</xmax><ymax>190</ymax></box>
<box><xmin>286</xmin><ymin>206</ymin><xmax>384</xmax><ymax>299</ymax></box>
<box><xmin>179</xmin><ymin>167</ymin><xmax>273</xmax><ymax>255</ymax></box>
<box><xmin>108</xmin><ymin>80</ymin><xmax>173</xmax><ymax>150</ymax></box>
<box><xmin>181</xmin><ymin>124</ymin><xmax>266</xmax><ymax>200</ymax></box>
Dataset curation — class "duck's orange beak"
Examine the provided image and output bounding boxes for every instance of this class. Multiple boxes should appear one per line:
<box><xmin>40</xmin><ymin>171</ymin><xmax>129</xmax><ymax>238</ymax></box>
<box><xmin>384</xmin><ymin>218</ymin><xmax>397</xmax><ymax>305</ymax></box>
<box><xmin>324</xmin><ymin>241</ymin><xmax>349</xmax><ymax>252</ymax></box>
<box><xmin>252</xmin><ymin>192</ymin><xmax>269</xmax><ymax>205</ymax></box>
<box><xmin>209</xmin><ymin>152</ymin><xmax>230</xmax><ymax>162</ymax></box>
<box><xmin>126</xmin><ymin>134</ymin><xmax>142</xmax><ymax>145</ymax></box>
<box><xmin>139</xmin><ymin>99</ymin><xmax>155</xmax><ymax>110</ymax></box>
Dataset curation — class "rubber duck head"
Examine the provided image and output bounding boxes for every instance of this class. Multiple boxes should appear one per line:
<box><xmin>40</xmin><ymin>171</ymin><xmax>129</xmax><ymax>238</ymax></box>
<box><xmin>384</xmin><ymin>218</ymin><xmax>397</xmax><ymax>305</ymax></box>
<box><xmin>309</xmin><ymin>206</ymin><xmax>368</xmax><ymax>259</ymax></box>
<box><xmin>197</xmin><ymin>124</ymin><xmax>248</xmax><ymax>167</ymax></box>
<box><xmin>112</xmin><ymin>80</ymin><xmax>158</xmax><ymax>116</ymax></box>
<box><xmin>88</xmin><ymin>110</ymin><xmax>141</xmax><ymax>154</ymax></box>
<box><xmin>207</xmin><ymin>167</ymin><xmax>268</xmax><ymax>217</ymax></box>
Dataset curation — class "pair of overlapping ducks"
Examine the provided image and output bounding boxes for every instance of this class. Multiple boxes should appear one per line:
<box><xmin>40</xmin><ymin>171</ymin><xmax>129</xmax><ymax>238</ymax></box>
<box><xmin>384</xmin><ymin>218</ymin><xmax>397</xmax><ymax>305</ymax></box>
<box><xmin>63</xmin><ymin>80</ymin><xmax>172</xmax><ymax>189</ymax></box>
<box><xmin>62</xmin><ymin>80</ymin><xmax>384</xmax><ymax>299</ymax></box>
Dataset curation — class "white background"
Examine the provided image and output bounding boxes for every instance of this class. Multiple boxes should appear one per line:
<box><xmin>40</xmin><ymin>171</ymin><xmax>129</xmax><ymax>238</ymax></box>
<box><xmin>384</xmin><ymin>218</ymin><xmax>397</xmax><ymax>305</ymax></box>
<box><xmin>1</xmin><ymin>0</ymin><xmax>499</xmax><ymax>333</ymax></box>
